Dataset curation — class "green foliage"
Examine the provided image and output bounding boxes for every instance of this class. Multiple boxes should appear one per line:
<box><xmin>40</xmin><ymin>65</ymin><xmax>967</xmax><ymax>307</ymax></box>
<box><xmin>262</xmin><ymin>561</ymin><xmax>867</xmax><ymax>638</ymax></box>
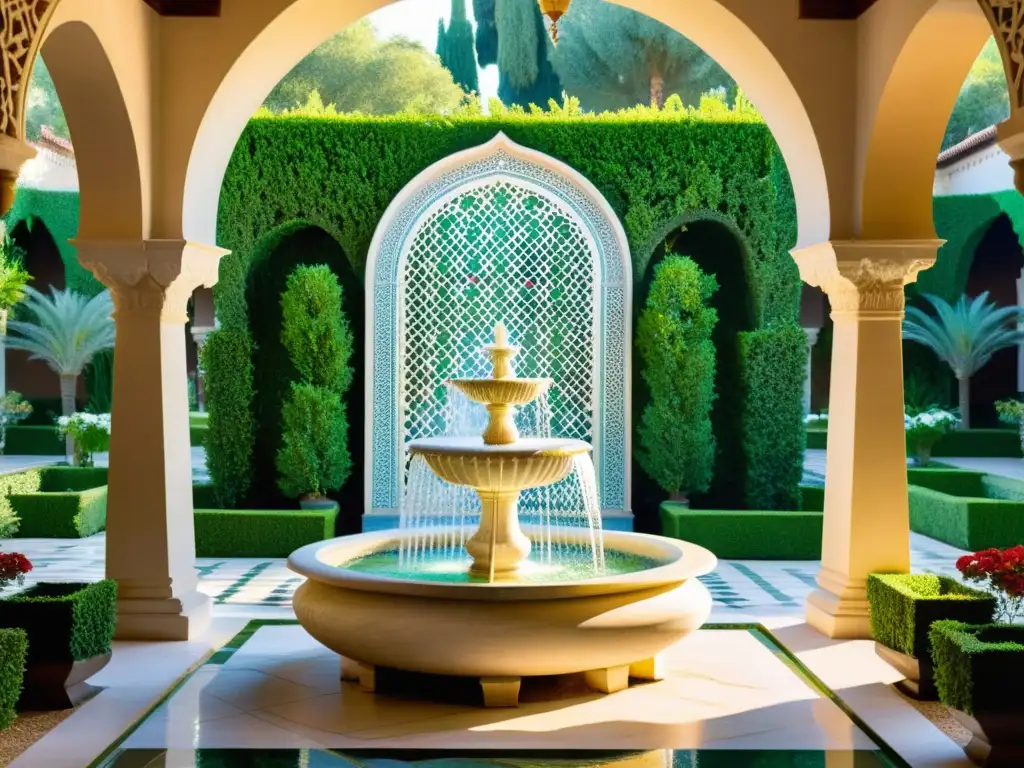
<box><xmin>190</xmin><ymin>423</ymin><xmax>208</xmax><ymax>447</ymax></box>
<box><xmin>194</xmin><ymin>507</ymin><xmax>338</xmax><ymax>558</ymax></box>
<box><xmin>738</xmin><ymin>324</ymin><xmax>807</xmax><ymax>510</ymax></box>
<box><xmin>660</xmin><ymin>498</ymin><xmax>823</xmax><ymax>559</ymax></box>
<box><xmin>4</xmin><ymin>287</ymin><xmax>115</xmax><ymax>376</ymax></box>
<box><xmin>908</xmin><ymin>484</ymin><xmax>1024</xmax><ymax>550</ymax></box>
<box><xmin>943</xmin><ymin>38</ymin><xmax>1009</xmax><ymax>152</ymax></box>
<box><xmin>0</xmin><ymin>468</ymin><xmax>46</xmax><ymax>537</ymax></box>
<box><xmin>84</xmin><ymin>350</ymin><xmax>114</xmax><ymax>413</ymax></box>
<box><xmin>202</xmin><ymin>329</ymin><xmax>254</xmax><ymax>508</ymax></box>
<box><xmin>1</xmin><ymin>425</ymin><xmax>63</xmax><ymax>456</ymax></box>
<box><xmin>0</xmin><ymin>629</ymin><xmax>26</xmax><ymax>731</ymax></box>
<box><xmin>263</xmin><ymin>19</ymin><xmax>466</xmax><ymax>115</ymax></box>
<box><xmin>907</xmin><ymin>467</ymin><xmax>985</xmax><ymax>496</ymax></box>
<box><xmin>930</xmin><ymin>428</ymin><xmax>1022</xmax><ymax>458</ymax></box>
<box><xmin>9</xmin><ymin>485</ymin><xmax>107</xmax><ymax>538</ymax></box>
<box><xmin>867</xmin><ymin>573</ymin><xmax>995</xmax><ymax>659</ymax></box>
<box><xmin>439</xmin><ymin>0</ymin><xmax>479</xmax><ymax>96</ymax></box>
<box><xmin>930</xmin><ymin>621</ymin><xmax>1024</xmax><ymax>715</ymax></box>
<box><xmin>280</xmin><ymin>265</ymin><xmax>353</xmax><ymax>392</ymax></box>
<box><xmin>636</xmin><ymin>256</ymin><xmax>718</xmax><ymax>498</ymax></box>
<box><xmin>904</xmin><ymin>369</ymin><xmax>950</xmax><ymax>414</ymax></box>
<box><xmin>493</xmin><ymin>0</ymin><xmax>562</xmax><ymax>108</ymax></box>
<box><xmin>473</xmin><ymin>0</ymin><xmax>498</xmax><ymax>66</ymax></box>
<box><xmin>4</xmin><ymin>189</ymin><xmax>101</xmax><ymax>296</ymax></box>
<box><xmin>0</xmin><ymin>581</ymin><xmax>117</xmax><ymax>662</ymax></box>
<box><xmin>25</xmin><ymin>57</ymin><xmax>69</xmax><ymax>142</ymax></box>
<box><xmin>277</xmin><ymin>383</ymin><xmax>349</xmax><ymax>499</ymax></box>
<box><xmin>218</xmin><ymin>107</ymin><xmax>796</xmax><ymax>328</ymax></box>
<box><xmin>245</xmin><ymin>223</ymin><xmax>353</xmax><ymax>506</ymax></box>
<box><xmin>0</xmin><ymin>231</ymin><xmax>30</xmax><ymax>315</ymax></box>
<box><xmin>552</xmin><ymin>0</ymin><xmax>734</xmax><ymax>110</ymax></box>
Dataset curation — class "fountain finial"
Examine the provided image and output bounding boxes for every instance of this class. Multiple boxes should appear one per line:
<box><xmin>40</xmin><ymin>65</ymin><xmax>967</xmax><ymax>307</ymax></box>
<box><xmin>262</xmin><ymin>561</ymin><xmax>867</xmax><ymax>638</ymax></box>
<box><xmin>484</xmin><ymin>322</ymin><xmax>519</xmax><ymax>380</ymax></box>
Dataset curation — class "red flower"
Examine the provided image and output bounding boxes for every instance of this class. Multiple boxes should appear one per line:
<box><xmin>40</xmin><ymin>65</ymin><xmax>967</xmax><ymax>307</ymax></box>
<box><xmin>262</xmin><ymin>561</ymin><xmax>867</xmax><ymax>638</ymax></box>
<box><xmin>524</xmin><ymin>279</ymin><xmax>536</xmax><ymax>288</ymax></box>
<box><xmin>957</xmin><ymin>545</ymin><xmax>1024</xmax><ymax>621</ymax></box>
<box><xmin>467</xmin><ymin>275</ymin><xmax>480</xmax><ymax>284</ymax></box>
<box><xmin>0</xmin><ymin>552</ymin><xmax>32</xmax><ymax>592</ymax></box>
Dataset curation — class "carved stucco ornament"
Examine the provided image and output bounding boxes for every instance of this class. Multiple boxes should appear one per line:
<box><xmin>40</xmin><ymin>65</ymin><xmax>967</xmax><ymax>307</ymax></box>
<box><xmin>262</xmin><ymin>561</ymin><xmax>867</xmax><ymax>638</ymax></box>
<box><xmin>75</xmin><ymin>240</ymin><xmax>228</xmax><ymax>323</ymax></box>
<box><xmin>793</xmin><ymin>240</ymin><xmax>940</xmax><ymax>317</ymax></box>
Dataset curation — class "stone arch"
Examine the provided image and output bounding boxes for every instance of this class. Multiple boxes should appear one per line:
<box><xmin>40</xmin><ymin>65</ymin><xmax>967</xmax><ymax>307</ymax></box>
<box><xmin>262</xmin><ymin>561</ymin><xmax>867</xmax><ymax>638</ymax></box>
<box><xmin>183</xmin><ymin>0</ymin><xmax>831</xmax><ymax>250</ymax></box>
<box><xmin>364</xmin><ymin>133</ymin><xmax>631</xmax><ymax>516</ymax></box>
<box><xmin>859</xmin><ymin>0</ymin><xmax>992</xmax><ymax>240</ymax></box>
<box><xmin>39</xmin><ymin>20</ymin><xmax>143</xmax><ymax>240</ymax></box>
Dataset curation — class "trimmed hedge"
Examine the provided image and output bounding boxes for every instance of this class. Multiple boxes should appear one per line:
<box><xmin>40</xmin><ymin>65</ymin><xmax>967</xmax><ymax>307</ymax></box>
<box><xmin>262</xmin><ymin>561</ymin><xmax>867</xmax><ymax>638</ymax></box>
<box><xmin>7</xmin><ymin>467</ymin><xmax>108</xmax><ymax>538</ymax></box>
<box><xmin>202</xmin><ymin>329</ymin><xmax>255</xmax><ymax>509</ymax></box>
<box><xmin>908</xmin><ymin>484</ymin><xmax>1024</xmax><ymax>550</ymax></box>
<box><xmin>906</xmin><ymin>468</ymin><xmax>984</xmax><ymax>496</ymax></box>
<box><xmin>0</xmin><ymin>581</ymin><xmax>117</xmax><ymax>662</ymax></box>
<box><xmin>3</xmin><ymin>425</ymin><xmax>64</xmax><ymax>455</ymax></box>
<box><xmin>0</xmin><ymin>629</ymin><xmax>26</xmax><ymax>730</ymax></box>
<box><xmin>661</xmin><ymin>486</ymin><xmax>823</xmax><ymax>559</ymax></box>
<box><xmin>867</xmin><ymin>574</ymin><xmax>995</xmax><ymax>659</ymax></box>
<box><xmin>737</xmin><ymin>324</ymin><xmax>807</xmax><ymax>510</ymax></box>
<box><xmin>0</xmin><ymin>468</ymin><xmax>44</xmax><ymax>537</ymax></box>
<box><xmin>804</xmin><ymin>427</ymin><xmax>1024</xmax><ymax>457</ymax></box>
<box><xmin>930</xmin><ymin>620</ymin><xmax>1024</xmax><ymax>715</ymax></box>
<box><xmin>190</xmin><ymin>424</ymin><xmax>207</xmax><ymax>447</ymax></box>
<box><xmin>194</xmin><ymin>507</ymin><xmax>338</xmax><ymax>557</ymax></box>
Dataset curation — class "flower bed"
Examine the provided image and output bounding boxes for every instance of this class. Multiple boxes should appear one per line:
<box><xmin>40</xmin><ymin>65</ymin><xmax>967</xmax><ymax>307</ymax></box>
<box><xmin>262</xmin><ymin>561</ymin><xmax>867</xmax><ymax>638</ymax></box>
<box><xmin>867</xmin><ymin>573</ymin><xmax>995</xmax><ymax>699</ymax></box>
<box><xmin>660</xmin><ymin>486</ymin><xmax>823</xmax><ymax>560</ymax></box>
<box><xmin>0</xmin><ymin>580</ymin><xmax>117</xmax><ymax>709</ymax></box>
<box><xmin>908</xmin><ymin>470</ymin><xmax>1024</xmax><ymax>550</ymax></box>
<box><xmin>8</xmin><ymin>467</ymin><xmax>108</xmax><ymax>538</ymax></box>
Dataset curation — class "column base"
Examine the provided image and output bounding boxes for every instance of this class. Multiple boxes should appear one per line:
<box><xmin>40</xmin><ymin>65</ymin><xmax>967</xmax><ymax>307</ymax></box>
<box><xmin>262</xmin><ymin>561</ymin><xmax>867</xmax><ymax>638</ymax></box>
<box><xmin>806</xmin><ymin>587</ymin><xmax>872</xmax><ymax>639</ymax></box>
<box><xmin>113</xmin><ymin>590</ymin><xmax>211</xmax><ymax>641</ymax></box>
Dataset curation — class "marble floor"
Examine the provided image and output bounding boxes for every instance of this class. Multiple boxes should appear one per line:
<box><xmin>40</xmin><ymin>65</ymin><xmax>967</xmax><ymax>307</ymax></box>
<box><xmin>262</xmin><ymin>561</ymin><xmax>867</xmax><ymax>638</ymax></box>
<box><xmin>112</xmin><ymin>624</ymin><xmax>887</xmax><ymax>754</ymax></box>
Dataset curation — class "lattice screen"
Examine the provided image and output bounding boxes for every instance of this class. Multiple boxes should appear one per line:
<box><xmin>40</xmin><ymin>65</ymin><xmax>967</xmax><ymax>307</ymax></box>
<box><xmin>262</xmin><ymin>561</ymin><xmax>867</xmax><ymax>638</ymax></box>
<box><xmin>400</xmin><ymin>179</ymin><xmax>596</xmax><ymax>448</ymax></box>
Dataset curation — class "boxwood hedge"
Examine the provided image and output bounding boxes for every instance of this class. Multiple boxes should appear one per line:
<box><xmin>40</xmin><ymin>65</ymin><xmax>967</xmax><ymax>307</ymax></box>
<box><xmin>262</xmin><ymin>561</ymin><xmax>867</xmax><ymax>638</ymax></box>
<box><xmin>930</xmin><ymin>620</ymin><xmax>1024</xmax><ymax>715</ymax></box>
<box><xmin>0</xmin><ymin>628</ymin><xmax>26</xmax><ymax>730</ymax></box>
<box><xmin>194</xmin><ymin>508</ymin><xmax>338</xmax><ymax>558</ymax></box>
<box><xmin>0</xmin><ymin>580</ymin><xmax>117</xmax><ymax>662</ymax></box>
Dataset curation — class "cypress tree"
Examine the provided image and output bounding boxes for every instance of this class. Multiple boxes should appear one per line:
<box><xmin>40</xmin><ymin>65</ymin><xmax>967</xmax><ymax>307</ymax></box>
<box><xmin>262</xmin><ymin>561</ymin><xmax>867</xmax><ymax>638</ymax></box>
<box><xmin>496</xmin><ymin>0</ymin><xmax>562</xmax><ymax>108</ymax></box>
<box><xmin>439</xmin><ymin>0</ymin><xmax>479</xmax><ymax>95</ymax></box>
<box><xmin>435</xmin><ymin>17</ymin><xmax>448</xmax><ymax>63</ymax></box>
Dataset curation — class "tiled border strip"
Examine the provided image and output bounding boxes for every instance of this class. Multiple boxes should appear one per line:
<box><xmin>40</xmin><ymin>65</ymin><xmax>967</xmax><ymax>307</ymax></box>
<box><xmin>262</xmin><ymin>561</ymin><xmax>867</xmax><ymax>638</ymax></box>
<box><xmin>89</xmin><ymin>620</ymin><xmax>910</xmax><ymax>768</ymax></box>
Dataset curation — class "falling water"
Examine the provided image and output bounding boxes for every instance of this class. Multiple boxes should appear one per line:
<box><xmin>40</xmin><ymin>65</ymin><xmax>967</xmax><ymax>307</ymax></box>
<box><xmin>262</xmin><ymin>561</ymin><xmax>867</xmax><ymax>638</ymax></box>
<box><xmin>397</xmin><ymin>383</ymin><xmax>605</xmax><ymax>577</ymax></box>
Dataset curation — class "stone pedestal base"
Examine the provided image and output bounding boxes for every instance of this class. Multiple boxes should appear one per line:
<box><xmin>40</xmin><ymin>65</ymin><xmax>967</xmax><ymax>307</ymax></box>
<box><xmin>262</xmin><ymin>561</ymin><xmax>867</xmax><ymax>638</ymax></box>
<box><xmin>113</xmin><ymin>591</ymin><xmax>211</xmax><ymax>641</ymax></box>
<box><xmin>806</xmin><ymin>588</ymin><xmax>871</xmax><ymax>639</ymax></box>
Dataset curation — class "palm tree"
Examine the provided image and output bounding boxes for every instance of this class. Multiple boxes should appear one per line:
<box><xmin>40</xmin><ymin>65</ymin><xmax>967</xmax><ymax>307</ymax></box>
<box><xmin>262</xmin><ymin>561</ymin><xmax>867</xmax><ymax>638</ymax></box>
<box><xmin>5</xmin><ymin>288</ymin><xmax>115</xmax><ymax>454</ymax></box>
<box><xmin>902</xmin><ymin>292</ymin><xmax>1024</xmax><ymax>429</ymax></box>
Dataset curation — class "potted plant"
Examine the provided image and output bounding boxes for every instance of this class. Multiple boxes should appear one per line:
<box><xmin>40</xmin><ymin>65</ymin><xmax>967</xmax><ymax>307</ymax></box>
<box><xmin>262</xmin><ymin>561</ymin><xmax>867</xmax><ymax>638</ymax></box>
<box><xmin>55</xmin><ymin>412</ymin><xmax>111</xmax><ymax>468</ymax></box>
<box><xmin>0</xmin><ymin>579</ymin><xmax>116</xmax><ymax>709</ymax></box>
<box><xmin>905</xmin><ymin>408</ymin><xmax>958</xmax><ymax>466</ymax></box>
<box><xmin>995</xmin><ymin>399</ymin><xmax>1024</xmax><ymax>457</ymax></box>
<box><xmin>277</xmin><ymin>383</ymin><xmax>347</xmax><ymax>510</ymax></box>
<box><xmin>931</xmin><ymin>620</ymin><xmax>1024</xmax><ymax>767</ymax></box>
<box><xmin>867</xmin><ymin>572</ymin><xmax>995</xmax><ymax>699</ymax></box>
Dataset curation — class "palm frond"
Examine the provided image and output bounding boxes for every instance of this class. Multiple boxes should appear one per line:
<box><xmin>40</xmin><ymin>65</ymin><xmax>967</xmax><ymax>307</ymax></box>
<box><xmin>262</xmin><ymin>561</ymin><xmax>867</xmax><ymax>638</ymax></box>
<box><xmin>5</xmin><ymin>287</ymin><xmax>115</xmax><ymax>375</ymax></box>
<box><xmin>904</xmin><ymin>293</ymin><xmax>1024</xmax><ymax>378</ymax></box>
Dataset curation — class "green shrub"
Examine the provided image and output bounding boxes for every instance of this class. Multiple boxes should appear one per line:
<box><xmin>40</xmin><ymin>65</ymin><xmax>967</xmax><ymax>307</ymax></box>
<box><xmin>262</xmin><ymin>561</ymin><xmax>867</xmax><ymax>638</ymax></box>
<box><xmin>190</xmin><ymin>423</ymin><xmax>208</xmax><ymax>448</ymax></box>
<box><xmin>636</xmin><ymin>256</ymin><xmax>718</xmax><ymax>501</ymax></box>
<box><xmin>280</xmin><ymin>265</ymin><xmax>353</xmax><ymax>393</ymax></box>
<box><xmin>9</xmin><ymin>486</ymin><xmax>107</xmax><ymax>538</ymax></box>
<box><xmin>908</xmin><ymin>485</ymin><xmax>1024</xmax><ymax>550</ymax></box>
<box><xmin>931</xmin><ymin>428</ymin><xmax>1022</xmax><ymax>458</ymax></box>
<box><xmin>192</xmin><ymin>482</ymin><xmax>220</xmax><ymax>510</ymax></box>
<box><xmin>2</xmin><ymin>425</ymin><xmax>63</xmax><ymax>455</ymax></box>
<box><xmin>930</xmin><ymin>620</ymin><xmax>1024</xmax><ymax>715</ymax></box>
<box><xmin>0</xmin><ymin>628</ymin><xmax>26</xmax><ymax>730</ymax></box>
<box><xmin>246</xmin><ymin>224</ymin><xmax>353</xmax><ymax>506</ymax></box>
<box><xmin>907</xmin><ymin>468</ymin><xmax>984</xmax><ymax>496</ymax></box>
<box><xmin>800</xmin><ymin>484</ymin><xmax>825</xmax><ymax>511</ymax></box>
<box><xmin>0</xmin><ymin>581</ymin><xmax>117</xmax><ymax>662</ymax></box>
<box><xmin>38</xmin><ymin>466</ymin><xmax>107</xmax><ymax>492</ymax></box>
<box><xmin>0</xmin><ymin>468</ymin><xmax>43</xmax><ymax>536</ymax></box>
<box><xmin>738</xmin><ymin>323</ymin><xmax>807</xmax><ymax>510</ymax></box>
<box><xmin>981</xmin><ymin>474</ymin><xmax>1024</xmax><ymax>501</ymax></box>
<box><xmin>277</xmin><ymin>383</ymin><xmax>349</xmax><ymax>499</ymax></box>
<box><xmin>867</xmin><ymin>574</ymin><xmax>995</xmax><ymax>659</ymax></box>
<box><xmin>202</xmin><ymin>329</ymin><xmax>254</xmax><ymax>508</ymax></box>
<box><xmin>806</xmin><ymin>429</ymin><xmax>827</xmax><ymax>450</ymax></box>
<box><xmin>661</xmin><ymin>502</ymin><xmax>822</xmax><ymax>559</ymax></box>
<box><xmin>194</xmin><ymin>508</ymin><xmax>337</xmax><ymax>557</ymax></box>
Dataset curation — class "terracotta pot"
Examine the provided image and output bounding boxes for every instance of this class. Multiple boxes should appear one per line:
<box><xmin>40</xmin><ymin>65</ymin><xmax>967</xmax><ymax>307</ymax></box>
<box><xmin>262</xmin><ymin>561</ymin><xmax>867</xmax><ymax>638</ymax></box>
<box><xmin>952</xmin><ymin>708</ymin><xmax>1024</xmax><ymax>767</ymax></box>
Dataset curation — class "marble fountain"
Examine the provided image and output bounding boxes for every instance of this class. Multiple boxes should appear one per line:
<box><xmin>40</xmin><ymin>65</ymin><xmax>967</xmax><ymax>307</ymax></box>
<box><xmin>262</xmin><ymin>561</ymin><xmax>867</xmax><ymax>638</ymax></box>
<box><xmin>288</xmin><ymin>323</ymin><xmax>717</xmax><ymax>707</ymax></box>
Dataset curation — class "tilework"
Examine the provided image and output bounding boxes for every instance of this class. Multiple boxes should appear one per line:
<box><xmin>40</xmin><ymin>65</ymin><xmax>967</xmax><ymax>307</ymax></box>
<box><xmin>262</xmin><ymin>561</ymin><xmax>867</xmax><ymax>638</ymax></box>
<box><xmin>100</xmin><ymin>623</ymin><xmax>901</xmax><ymax>757</ymax></box>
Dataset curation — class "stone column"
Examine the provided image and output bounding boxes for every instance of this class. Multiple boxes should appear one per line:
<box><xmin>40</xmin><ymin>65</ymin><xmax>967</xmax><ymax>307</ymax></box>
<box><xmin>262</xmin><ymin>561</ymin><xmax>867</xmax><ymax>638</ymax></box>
<box><xmin>77</xmin><ymin>239</ymin><xmax>228</xmax><ymax>640</ymax></box>
<box><xmin>803</xmin><ymin>327</ymin><xmax>820</xmax><ymax>415</ymax></box>
<box><xmin>793</xmin><ymin>240</ymin><xmax>939</xmax><ymax>639</ymax></box>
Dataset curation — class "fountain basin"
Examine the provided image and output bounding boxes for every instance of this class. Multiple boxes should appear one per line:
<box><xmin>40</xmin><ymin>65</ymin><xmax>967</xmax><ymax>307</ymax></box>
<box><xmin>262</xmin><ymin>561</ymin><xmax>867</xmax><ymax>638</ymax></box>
<box><xmin>408</xmin><ymin>436</ymin><xmax>591</xmax><ymax>491</ymax></box>
<box><xmin>288</xmin><ymin>528</ymin><xmax>716</xmax><ymax>690</ymax></box>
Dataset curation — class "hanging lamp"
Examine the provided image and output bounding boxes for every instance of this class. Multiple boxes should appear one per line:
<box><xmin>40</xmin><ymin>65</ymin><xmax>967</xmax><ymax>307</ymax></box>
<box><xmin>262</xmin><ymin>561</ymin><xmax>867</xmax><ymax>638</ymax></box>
<box><xmin>537</xmin><ymin>0</ymin><xmax>572</xmax><ymax>43</ymax></box>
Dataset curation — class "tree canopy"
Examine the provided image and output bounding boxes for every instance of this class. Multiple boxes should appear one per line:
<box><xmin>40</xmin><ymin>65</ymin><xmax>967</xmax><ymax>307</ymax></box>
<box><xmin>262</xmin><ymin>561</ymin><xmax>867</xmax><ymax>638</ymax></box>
<box><xmin>475</xmin><ymin>0</ymin><xmax>563</xmax><ymax>109</ymax></box>
<box><xmin>438</xmin><ymin>0</ymin><xmax>479</xmax><ymax>95</ymax></box>
<box><xmin>26</xmin><ymin>57</ymin><xmax>69</xmax><ymax>142</ymax></box>
<box><xmin>550</xmin><ymin>0</ymin><xmax>733</xmax><ymax>110</ymax></box>
<box><xmin>943</xmin><ymin>37</ymin><xmax>1010</xmax><ymax>151</ymax></box>
<box><xmin>264</xmin><ymin>19</ymin><xmax>467</xmax><ymax>115</ymax></box>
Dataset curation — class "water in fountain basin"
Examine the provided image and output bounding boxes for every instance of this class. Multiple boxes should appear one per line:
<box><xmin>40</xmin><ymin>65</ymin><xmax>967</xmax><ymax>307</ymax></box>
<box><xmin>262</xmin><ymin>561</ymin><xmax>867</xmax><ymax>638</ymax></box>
<box><xmin>396</xmin><ymin>385</ymin><xmax>605</xmax><ymax>575</ymax></box>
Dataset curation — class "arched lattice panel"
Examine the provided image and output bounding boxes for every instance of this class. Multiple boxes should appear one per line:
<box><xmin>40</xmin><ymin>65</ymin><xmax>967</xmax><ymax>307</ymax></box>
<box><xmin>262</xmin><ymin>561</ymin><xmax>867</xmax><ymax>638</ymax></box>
<box><xmin>400</xmin><ymin>179</ymin><xmax>597</xmax><ymax>447</ymax></box>
<box><xmin>366</xmin><ymin>134</ymin><xmax>631</xmax><ymax>517</ymax></box>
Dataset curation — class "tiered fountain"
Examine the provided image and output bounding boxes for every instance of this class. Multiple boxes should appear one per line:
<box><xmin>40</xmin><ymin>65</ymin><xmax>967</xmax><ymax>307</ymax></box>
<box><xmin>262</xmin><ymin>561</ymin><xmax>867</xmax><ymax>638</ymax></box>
<box><xmin>288</xmin><ymin>324</ymin><xmax>716</xmax><ymax>707</ymax></box>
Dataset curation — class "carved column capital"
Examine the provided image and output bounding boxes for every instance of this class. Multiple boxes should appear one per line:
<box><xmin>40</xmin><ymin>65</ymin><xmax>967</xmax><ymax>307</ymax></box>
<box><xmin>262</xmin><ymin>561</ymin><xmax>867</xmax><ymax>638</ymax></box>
<box><xmin>75</xmin><ymin>240</ymin><xmax>229</xmax><ymax>323</ymax></box>
<box><xmin>792</xmin><ymin>240</ymin><xmax>940</xmax><ymax>319</ymax></box>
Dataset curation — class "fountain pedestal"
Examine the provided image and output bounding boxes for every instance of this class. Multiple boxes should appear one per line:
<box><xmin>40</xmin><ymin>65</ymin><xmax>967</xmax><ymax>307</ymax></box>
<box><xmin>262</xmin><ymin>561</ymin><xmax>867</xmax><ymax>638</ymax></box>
<box><xmin>466</xmin><ymin>490</ymin><xmax>531</xmax><ymax>577</ymax></box>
